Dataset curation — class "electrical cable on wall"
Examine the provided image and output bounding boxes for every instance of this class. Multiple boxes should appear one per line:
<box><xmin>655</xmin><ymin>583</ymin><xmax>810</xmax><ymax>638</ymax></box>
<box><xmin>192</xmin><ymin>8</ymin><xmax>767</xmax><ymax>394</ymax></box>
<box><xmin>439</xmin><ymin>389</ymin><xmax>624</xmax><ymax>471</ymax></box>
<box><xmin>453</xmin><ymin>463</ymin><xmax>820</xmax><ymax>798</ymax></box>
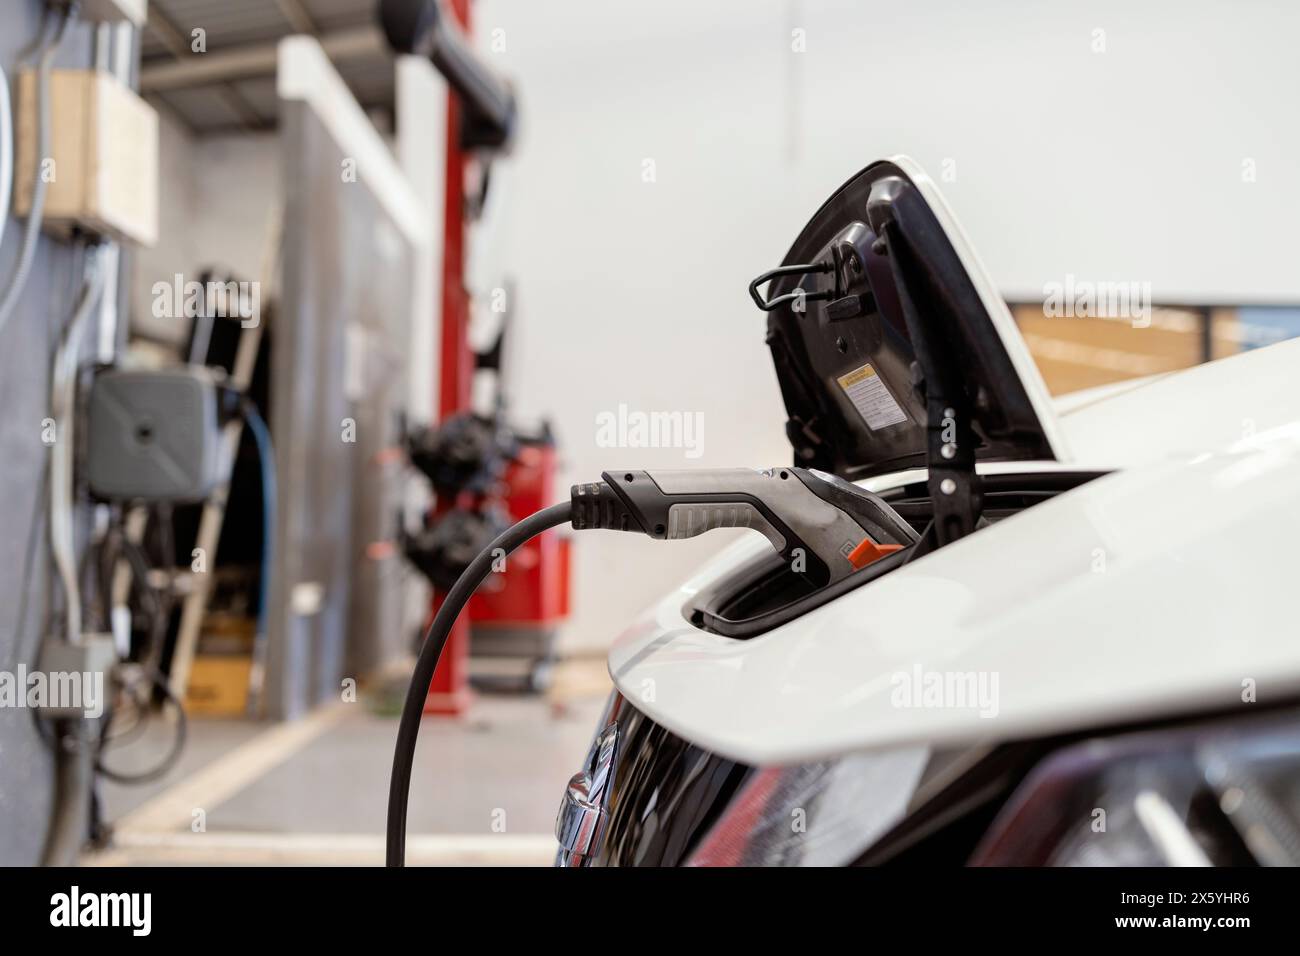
<box><xmin>0</xmin><ymin>6</ymin><xmax>70</xmax><ymax>335</ymax></box>
<box><xmin>4</xmin><ymin>237</ymin><xmax>89</xmax><ymax>672</ymax></box>
<box><xmin>49</xmin><ymin>246</ymin><xmax>105</xmax><ymax>645</ymax></box>
<box><xmin>34</xmin><ymin>243</ymin><xmax>109</xmax><ymax>867</ymax></box>
<box><xmin>93</xmin><ymin>535</ymin><xmax>188</xmax><ymax>786</ymax></box>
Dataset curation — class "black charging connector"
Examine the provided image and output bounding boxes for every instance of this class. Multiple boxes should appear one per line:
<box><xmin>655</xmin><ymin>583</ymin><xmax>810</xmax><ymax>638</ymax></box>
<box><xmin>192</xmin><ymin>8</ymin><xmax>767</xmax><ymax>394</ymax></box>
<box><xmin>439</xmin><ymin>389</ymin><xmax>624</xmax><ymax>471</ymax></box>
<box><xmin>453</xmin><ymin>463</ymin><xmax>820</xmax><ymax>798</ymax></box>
<box><xmin>569</xmin><ymin>479</ymin><xmax>640</xmax><ymax>533</ymax></box>
<box><xmin>386</xmin><ymin>468</ymin><xmax>917</xmax><ymax>866</ymax></box>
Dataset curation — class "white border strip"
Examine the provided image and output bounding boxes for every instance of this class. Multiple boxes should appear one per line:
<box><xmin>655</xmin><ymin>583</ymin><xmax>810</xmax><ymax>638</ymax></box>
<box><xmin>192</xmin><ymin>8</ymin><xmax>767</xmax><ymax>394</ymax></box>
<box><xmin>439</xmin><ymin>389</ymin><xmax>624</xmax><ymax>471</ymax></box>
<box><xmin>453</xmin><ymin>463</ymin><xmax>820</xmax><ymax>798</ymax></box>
<box><xmin>276</xmin><ymin>36</ymin><xmax>430</xmax><ymax>246</ymax></box>
<box><xmin>86</xmin><ymin>831</ymin><xmax>556</xmax><ymax>867</ymax></box>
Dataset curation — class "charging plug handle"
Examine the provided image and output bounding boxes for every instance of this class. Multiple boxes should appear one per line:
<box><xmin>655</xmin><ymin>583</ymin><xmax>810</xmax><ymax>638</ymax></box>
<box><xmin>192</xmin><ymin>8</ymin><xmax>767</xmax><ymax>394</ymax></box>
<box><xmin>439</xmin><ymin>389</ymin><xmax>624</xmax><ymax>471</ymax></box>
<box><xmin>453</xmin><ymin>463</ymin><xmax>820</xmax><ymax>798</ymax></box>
<box><xmin>388</xmin><ymin>467</ymin><xmax>917</xmax><ymax>865</ymax></box>
<box><xmin>571</xmin><ymin>468</ymin><xmax>915</xmax><ymax>589</ymax></box>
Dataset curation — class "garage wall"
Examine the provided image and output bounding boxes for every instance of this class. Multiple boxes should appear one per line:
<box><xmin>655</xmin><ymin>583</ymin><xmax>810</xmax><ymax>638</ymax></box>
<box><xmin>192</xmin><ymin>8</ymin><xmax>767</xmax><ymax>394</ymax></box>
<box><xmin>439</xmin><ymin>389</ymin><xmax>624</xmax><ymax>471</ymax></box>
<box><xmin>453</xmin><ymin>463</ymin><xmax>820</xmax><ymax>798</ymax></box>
<box><xmin>132</xmin><ymin>114</ymin><xmax>278</xmax><ymax>345</ymax></box>
<box><xmin>469</xmin><ymin>0</ymin><xmax>1300</xmax><ymax>652</ymax></box>
<box><xmin>0</xmin><ymin>2</ymin><xmax>103</xmax><ymax>866</ymax></box>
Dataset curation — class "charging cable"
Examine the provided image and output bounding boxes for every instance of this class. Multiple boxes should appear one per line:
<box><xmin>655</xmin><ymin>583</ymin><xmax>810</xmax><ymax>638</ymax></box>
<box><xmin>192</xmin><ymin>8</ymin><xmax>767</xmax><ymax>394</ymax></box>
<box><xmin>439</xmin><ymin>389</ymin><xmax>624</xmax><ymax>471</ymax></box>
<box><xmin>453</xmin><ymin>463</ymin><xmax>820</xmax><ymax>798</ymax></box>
<box><xmin>387</xmin><ymin>501</ymin><xmax>572</xmax><ymax>866</ymax></box>
<box><xmin>386</xmin><ymin>467</ymin><xmax>915</xmax><ymax>865</ymax></box>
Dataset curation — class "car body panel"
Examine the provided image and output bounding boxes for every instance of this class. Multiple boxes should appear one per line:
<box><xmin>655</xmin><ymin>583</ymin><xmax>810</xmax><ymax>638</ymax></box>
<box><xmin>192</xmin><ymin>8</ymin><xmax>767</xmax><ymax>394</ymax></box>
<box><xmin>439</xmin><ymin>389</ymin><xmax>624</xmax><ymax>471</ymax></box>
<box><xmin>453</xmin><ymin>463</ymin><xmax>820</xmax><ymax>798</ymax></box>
<box><xmin>1059</xmin><ymin>344</ymin><xmax>1300</xmax><ymax>470</ymax></box>
<box><xmin>608</xmin><ymin>337</ymin><xmax>1300</xmax><ymax>766</ymax></box>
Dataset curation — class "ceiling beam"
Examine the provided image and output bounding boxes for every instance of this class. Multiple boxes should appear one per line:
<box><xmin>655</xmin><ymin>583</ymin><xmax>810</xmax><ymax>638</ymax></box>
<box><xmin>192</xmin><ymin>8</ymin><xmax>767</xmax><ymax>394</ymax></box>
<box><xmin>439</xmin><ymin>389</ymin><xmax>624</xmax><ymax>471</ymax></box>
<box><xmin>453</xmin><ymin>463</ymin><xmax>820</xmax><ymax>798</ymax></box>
<box><xmin>144</xmin><ymin>4</ymin><xmax>190</xmax><ymax>57</ymax></box>
<box><xmin>145</xmin><ymin>1</ymin><xmax>265</xmax><ymax>130</ymax></box>
<box><xmin>140</xmin><ymin>26</ymin><xmax>388</xmax><ymax>94</ymax></box>
<box><xmin>274</xmin><ymin>0</ymin><xmax>317</xmax><ymax>34</ymax></box>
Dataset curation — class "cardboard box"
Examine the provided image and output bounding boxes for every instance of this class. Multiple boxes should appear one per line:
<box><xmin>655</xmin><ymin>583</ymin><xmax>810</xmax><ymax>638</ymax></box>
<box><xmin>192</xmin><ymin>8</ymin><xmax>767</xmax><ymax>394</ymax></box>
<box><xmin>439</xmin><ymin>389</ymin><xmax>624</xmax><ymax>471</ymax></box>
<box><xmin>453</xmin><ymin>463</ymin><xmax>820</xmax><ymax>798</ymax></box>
<box><xmin>184</xmin><ymin>655</ymin><xmax>252</xmax><ymax>718</ymax></box>
<box><xmin>15</xmin><ymin>69</ymin><xmax>158</xmax><ymax>246</ymax></box>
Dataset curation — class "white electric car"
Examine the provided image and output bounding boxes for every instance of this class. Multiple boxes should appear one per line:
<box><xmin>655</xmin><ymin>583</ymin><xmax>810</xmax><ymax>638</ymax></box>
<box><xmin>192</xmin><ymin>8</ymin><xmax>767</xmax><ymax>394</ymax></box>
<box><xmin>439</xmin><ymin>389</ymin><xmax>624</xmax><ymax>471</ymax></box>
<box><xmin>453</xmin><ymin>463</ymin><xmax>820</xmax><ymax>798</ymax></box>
<box><xmin>554</xmin><ymin>157</ymin><xmax>1300</xmax><ymax>866</ymax></box>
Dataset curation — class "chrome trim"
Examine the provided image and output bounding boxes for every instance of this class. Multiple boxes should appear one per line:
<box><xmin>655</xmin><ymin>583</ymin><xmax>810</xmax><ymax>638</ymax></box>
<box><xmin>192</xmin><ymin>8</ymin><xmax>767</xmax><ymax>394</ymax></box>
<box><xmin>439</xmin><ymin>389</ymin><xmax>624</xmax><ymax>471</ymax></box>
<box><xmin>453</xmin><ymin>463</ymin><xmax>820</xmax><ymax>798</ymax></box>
<box><xmin>554</xmin><ymin>721</ymin><xmax>618</xmax><ymax>866</ymax></box>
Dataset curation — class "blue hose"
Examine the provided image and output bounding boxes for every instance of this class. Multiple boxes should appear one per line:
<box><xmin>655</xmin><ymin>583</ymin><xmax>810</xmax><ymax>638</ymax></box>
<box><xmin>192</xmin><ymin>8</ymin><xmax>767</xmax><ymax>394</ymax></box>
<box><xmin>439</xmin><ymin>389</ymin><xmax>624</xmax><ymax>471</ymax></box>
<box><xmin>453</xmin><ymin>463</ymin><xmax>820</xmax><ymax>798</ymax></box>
<box><xmin>241</xmin><ymin>403</ymin><xmax>276</xmax><ymax>641</ymax></box>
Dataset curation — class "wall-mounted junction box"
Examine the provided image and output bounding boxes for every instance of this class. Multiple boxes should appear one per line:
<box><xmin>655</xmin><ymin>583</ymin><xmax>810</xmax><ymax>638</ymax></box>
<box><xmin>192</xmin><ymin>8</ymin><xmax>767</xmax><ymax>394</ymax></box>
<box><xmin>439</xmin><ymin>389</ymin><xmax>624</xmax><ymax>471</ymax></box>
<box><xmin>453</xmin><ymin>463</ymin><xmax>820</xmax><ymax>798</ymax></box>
<box><xmin>79</xmin><ymin>0</ymin><xmax>148</xmax><ymax>27</ymax></box>
<box><xmin>34</xmin><ymin>634</ymin><xmax>116</xmax><ymax>719</ymax></box>
<box><xmin>15</xmin><ymin>68</ymin><xmax>159</xmax><ymax>246</ymax></box>
<box><xmin>86</xmin><ymin>367</ymin><xmax>227</xmax><ymax>503</ymax></box>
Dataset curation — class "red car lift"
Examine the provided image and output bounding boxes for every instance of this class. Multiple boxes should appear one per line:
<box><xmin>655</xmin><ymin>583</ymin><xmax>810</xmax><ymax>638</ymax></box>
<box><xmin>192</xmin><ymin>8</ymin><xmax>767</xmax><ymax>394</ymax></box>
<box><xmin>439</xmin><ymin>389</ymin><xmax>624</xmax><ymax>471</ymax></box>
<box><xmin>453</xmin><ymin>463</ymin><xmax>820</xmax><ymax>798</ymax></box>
<box><xmin>423</xmin><ymin>0</ymin><xmax>476</xmax><ymax>714</ymax></box>
<box><xmin>382</xmin><ymin>0</ymin><xmax>568</xmax><ymax>713</ymax></box>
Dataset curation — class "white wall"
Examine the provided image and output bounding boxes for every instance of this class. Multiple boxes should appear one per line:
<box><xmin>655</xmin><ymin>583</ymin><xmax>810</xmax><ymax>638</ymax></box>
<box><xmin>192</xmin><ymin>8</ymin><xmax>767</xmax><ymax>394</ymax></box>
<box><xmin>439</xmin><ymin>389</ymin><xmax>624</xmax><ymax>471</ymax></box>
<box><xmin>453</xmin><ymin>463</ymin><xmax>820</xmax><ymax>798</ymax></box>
<box><xmin>132</xmin><ymin>109</ymin><xmax>197</xmax><ymax>344</ymax></box>
<box><xmin>185</xmin><ymin>132</ymin><xmax>281</xmax><ymax>281</ymax></box>
<box><xmin>470</xmin><ymin>0</ymin><xmax>1300</xmax><ymax>652</ymax></box>
<box><xmin>133</xmin><ymin>112</ymin><xmax>279</xmax><ymax>345</ymax></box>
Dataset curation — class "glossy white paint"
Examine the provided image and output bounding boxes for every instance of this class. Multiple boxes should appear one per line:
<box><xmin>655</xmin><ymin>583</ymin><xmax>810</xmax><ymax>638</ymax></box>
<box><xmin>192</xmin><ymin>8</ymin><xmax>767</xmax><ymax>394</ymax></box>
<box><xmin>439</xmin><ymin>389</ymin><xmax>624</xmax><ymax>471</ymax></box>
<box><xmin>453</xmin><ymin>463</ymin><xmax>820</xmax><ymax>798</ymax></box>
<box><xmin>608</xmin><ymin>337</ymin><xmax>1300</xmax><ymax>766</ymax></box>
<box><xmin>1059</xmin><ymin>340</ymin><xmax>1300</xmax><ymax>469</ymax></box>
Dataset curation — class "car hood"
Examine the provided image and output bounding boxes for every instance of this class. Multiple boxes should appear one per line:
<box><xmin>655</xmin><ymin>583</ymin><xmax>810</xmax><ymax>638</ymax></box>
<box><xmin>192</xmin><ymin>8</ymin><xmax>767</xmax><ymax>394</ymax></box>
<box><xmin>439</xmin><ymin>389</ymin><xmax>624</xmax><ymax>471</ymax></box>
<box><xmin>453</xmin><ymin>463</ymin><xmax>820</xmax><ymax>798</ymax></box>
<box><xmin>761</xmin><ymin>156</ymin><xmax>1068</xmax><ymax>480</ymax></box>
<box><xmin>608</xmin><ymin>339</ymin><xmax>1300</xmax><ymax>766</ymax></box>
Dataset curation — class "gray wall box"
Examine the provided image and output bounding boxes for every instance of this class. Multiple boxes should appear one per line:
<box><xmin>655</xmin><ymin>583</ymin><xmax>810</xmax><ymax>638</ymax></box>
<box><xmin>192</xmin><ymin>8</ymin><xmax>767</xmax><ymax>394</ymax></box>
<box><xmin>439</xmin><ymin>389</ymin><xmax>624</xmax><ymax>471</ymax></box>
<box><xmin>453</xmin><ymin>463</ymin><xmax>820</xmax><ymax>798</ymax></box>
<box><xmin>86</xmin><ymin>366</ymin><xmax>225</xmax><ymax>502</ymax></box>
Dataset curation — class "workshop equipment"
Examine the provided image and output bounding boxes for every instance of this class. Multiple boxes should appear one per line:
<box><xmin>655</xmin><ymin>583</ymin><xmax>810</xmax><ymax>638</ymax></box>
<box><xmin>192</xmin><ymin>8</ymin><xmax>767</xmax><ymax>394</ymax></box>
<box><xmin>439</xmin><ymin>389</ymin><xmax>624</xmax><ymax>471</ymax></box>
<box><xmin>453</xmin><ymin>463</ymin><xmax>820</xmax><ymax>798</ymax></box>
<box><xmin>468</xmin><ymin>432</ymin><xmax>571</xmax><ymax>691</ymax></box>
<box><xmin>401</xmin><ymin>421</ymin><xmax>572</xmax><ymax>691</ymax></box>
<box><xmin>381</xmin><ymin>0</ymin><xmax>567</xmax><ymax>711</ymax></box>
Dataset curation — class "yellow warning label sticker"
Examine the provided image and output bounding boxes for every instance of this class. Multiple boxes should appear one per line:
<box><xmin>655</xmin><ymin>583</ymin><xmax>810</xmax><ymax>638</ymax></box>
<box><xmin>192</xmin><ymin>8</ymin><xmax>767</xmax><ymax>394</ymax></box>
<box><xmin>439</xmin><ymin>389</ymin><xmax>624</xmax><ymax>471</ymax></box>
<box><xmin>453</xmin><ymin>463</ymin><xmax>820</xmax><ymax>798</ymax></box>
<box><xmin>836</xmin><ymin>363</ymin><xmax>908</xmax><ymax>430</ymax></box>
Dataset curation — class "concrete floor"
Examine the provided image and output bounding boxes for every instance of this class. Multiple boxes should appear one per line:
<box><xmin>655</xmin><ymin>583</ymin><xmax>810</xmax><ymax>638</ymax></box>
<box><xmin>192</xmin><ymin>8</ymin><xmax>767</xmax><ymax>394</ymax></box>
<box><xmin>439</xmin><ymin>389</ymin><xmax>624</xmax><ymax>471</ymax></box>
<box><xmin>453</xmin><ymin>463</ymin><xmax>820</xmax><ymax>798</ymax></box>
<box><xmin>84</xmin><ymin>674</ymin><xmax>609</xmax><ymax>866</ymax></box>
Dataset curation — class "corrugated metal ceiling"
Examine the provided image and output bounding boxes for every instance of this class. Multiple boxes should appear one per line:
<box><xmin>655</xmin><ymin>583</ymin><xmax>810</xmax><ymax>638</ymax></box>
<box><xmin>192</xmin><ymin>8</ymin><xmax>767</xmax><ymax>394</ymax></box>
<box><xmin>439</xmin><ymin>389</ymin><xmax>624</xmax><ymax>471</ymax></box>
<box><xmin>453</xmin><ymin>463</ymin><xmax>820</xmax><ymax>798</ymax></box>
<box><xmin>141</xmin><ymin>0</ymin><xmax>392</xmax><ymax>133</ymax></box>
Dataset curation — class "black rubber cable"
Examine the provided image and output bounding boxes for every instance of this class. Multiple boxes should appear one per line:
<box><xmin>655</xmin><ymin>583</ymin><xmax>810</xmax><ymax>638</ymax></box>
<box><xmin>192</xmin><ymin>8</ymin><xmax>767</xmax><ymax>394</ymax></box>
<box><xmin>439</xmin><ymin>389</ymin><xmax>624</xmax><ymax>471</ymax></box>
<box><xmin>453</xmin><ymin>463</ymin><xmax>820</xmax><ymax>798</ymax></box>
<box><xmin>93</xmin><ymin>539</ymin><xmax>188</xmax><ymax>785</ymax></box>
<box><xmin>386</xmin><ymin>501</ymin><xmax>572</xmax><ymax>867</ymax></box>
<box><xmin>95</xmin><ymin>671</ymin><xmax>188</xmax><ymax>785</ymax></box>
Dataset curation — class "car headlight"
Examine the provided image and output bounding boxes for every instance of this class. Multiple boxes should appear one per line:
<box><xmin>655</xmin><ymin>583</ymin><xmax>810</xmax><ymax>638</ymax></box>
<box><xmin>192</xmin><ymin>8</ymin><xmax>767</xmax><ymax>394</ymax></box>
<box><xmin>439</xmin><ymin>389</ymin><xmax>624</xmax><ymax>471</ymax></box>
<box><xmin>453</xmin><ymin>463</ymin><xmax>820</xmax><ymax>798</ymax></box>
<box><xmin>684</xmin><ymin>746</ymin><xmax>932</xmax><ymax>866</ymax></box>
<box><xmin>555</xmin><ymin>691</ymin><xmax>934</xmax><ymax>867</ymax></box>
<box><xmin>971</xmin><ymin>709</ymin><xmax>1300</xmax><ymax>866</ymax></box>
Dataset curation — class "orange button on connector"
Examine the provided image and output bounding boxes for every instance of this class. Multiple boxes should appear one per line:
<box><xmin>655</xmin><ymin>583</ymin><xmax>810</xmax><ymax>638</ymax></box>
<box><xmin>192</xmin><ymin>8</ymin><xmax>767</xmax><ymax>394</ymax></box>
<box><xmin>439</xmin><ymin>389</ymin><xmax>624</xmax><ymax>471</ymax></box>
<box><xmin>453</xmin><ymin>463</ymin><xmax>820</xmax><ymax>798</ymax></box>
<box><xmin>847</xmin><ymin>538</ymin><xmax>904</xmax><ymax>569</ymax></box>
